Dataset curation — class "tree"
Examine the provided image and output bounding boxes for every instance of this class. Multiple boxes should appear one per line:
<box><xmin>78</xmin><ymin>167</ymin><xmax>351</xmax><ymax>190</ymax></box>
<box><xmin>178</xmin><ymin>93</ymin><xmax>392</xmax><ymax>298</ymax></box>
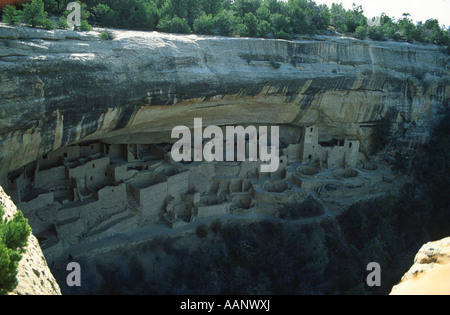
<box><xmin>243</xmin><ymin>12</ymin><xmax>258</xmax><ymax>37</ymax></box>
<box><xmin>368</xmin><ymin>25</ymin><xmax>384</xmax><ymax>40</ymax></box>
<box><xmin>380</xmin><ymin>13</ymin><xmax>400</xmax><ymax>41</ymax></box>
<box><xmin>345</xmin><ymin>4</ymin><xmax>367</xmax><ymax>34</ymax></box>
<box><xmin>270</xmin><ymin>12</ymin><xmax>292</xmax><ymax>39</ymax></box>
<box><xmin>257</xmin><ymin>19</ymin><xmax>272</xmax><ymax>38</ymax></box>
<box><xmin>91</xmin><ymin>3</ymin><xmax>114</xmax><ymax>25</ymax></box>
<box><xmin>79</xmin><ymin>19</ymin><xmax>92</xmax><ymax>31</ymax></box>
<box><xmin>398</xmin><ymin>13</ymin><xmax>417</xmax><ymax>42</ymax></box>
<box><xmin>42</xmin><ymin>0</ymin><xmax>58</xmax><ymax>15</ymax></box>
<box><xmin>157</xmin><ymin>16</ymin><xmax>191</xmax><ymax>34</ymax></box>
<box><xmin>355</xmin><ymin>25</ymin><xmax>367</xmax><ymax>39</ymax></box>
<box><xmin>93</xmin><ymin>0</ymin><xmax>156</xmax><ymax>30</ymax></box>
<box><xmin>125</xmin><ymin>0</ymin><xmax>157</xmax><ymax>30</ymax></box>
<box><xmin>232</xmin><ymin>0</ymin><xmax>262</xmax><ymax>18</ymax></box>
<box><xmin>214</xmin><ymin>9</ymin><xmax>236</xmax><ymax>36</ymax></box>
<box><xmin>193</xmin><ymin>13</ymin><xmax>215</xmax><ymax>35</ymax></box>
<box><xmin>2</xmin><ymin>5</ymin><xmax>22</xmax><ymax>25</ymax></box>
<box><xmin>0</xmin><ymin>206</ymin><xmax>32</xmax><ymax>295</ymax></box>
<box><xmin>256</xmin><ymin>3</ymin><xmax>270</xmax><ymax>21</ymax></box>
<box><xmin>22</xmin><ymin>0</ymin><xmax>48</xmax><ymax>28</ymax></box>
<box><xmin>330</xmin><ymin>2</ymin><xmax>348</xmax><ymax>33</ymax></box>
<box><xmin>330</xmin><ymin>3</ymin><xmax>366</xmax><ymax>35</ymax></box>
<box><xmin>200</xmin><ymin>0</ymin><xmax>227</xmax><ymax>16</ymax></box>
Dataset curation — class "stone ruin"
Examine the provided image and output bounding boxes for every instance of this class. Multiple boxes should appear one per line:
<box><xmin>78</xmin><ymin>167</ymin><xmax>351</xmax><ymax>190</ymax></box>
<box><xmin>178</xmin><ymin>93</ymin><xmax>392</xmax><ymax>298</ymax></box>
<box><xmin>2</xmin><ymin>125</ymin><xmax>397</xmax><ymax>261</ymax></box>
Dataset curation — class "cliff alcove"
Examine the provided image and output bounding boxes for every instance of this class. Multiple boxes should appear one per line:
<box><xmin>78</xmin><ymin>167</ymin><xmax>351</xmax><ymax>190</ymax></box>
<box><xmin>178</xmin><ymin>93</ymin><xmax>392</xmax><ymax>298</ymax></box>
<box><xmin>0</xmin><ymin>24</ymin><xmax>449</xmax><ymax>295</ymax></box>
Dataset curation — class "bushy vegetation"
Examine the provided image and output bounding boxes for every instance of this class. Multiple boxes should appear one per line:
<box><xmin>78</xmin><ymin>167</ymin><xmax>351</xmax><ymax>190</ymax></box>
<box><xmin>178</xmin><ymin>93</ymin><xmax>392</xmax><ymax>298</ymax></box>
<box><xmin>1</xmin><ymin>0</ymin><xmax>92</xmax><ymax>30</ymax></box>
<box><xmin>2</xmin><ymin>0</ymin><xmax>449</xmax><ymax>48</ymax></box>
<box><xmin>0</xmin><ymin>206</ymin><xmax>32</xmax><ymax>295</ymax></box>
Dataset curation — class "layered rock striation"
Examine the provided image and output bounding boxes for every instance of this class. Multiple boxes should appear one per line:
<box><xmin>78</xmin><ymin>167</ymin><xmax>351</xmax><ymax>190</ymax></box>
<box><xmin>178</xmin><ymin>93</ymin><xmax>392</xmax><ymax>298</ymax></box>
<box><xmin>0</xmin><ymin>25</ymin><xmax>449</xmax><ymax>178</ymax></box>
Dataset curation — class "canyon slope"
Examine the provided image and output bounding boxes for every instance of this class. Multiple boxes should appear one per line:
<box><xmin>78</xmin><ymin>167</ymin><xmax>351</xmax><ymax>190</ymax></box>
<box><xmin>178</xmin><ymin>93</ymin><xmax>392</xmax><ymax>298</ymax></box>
<box><xmin>0</xmin><ymin>25</ymin><xmax>449</xmax><ymax>178</ymax></box>
<box><xmin>0</xmin><ymin>186</ymin><xmax>61</xmax><ymax>295</ymax></box>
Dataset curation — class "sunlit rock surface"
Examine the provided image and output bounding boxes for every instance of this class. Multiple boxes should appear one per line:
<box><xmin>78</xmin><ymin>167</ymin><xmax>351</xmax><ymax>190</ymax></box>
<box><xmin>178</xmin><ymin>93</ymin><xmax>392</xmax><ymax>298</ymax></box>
<box><xmin>0</xmin><ymin>25</ymin><xmax>449</xmax><ymax>178</ymax></box>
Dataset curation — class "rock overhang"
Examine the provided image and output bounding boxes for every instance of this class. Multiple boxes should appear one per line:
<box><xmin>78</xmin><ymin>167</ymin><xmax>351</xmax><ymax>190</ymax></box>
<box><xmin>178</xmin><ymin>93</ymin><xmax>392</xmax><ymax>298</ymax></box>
<box><xmin>0</xmin><ymin>25</ymin><xmax>449</xmax><ymax>178</ymax></box>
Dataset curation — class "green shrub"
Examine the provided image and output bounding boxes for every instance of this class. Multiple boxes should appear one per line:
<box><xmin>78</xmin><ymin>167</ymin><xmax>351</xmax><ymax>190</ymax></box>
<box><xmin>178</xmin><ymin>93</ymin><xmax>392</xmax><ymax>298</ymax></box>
<box><xmin>355</xmin><ymin>25</ymin><xmax>367</xmax><ymax>39</ymax></box>
<box><xmin>368</xmin><ymin>26</ymin><xmax>385</xmax><ymax>41</ymax></box>
<box><xmin>257</xmin><ymin>20</ymin><xmax>272</xmax><ymax>38</ymax></box>
<box><xmin>79</xmin><ymin>19</ymin><xmax>92</xmax><ymax>31</ymax></box>
<box><xmin>269</xmin><ymin>13</ymin><xmax>293</xmax><ymax>39</ymax></box>
<box><xmin>0</xmin><ymin>206</ymin><xmax>32</xmax><ymax>295</ymax></box>
<box><xmin>243</xmin><ymin>12</ymin><xmax>258</xmax><ymax>37</ymax></box>
<box><xmin>22</xmin><ymin>0</ymin><xmax>48</xmax><ymax>28</ymax></box>
<box><xmin>56</xmin><ymin>15</ymin><xmax>70</xmax><ymax>29</ymax></box>
<box><xmin>213</xmin><ymin>9</ymin><xmax>236</xmax><ymax>36</ymax></box>
<box><xmin>99</xmin><ymin>31</ymin><xmax>112</xmax><ymax>40</ymax></box>
<box><xmin>91</xmin><ymin>3</ymin><xmax>113</xmax><ymax>25</ymax></box>
<box><xmin>157</xmin><ymin>16</ymin><xmax>191</xmax><ymax>34</ymax></box>
<box><xmin>193</xmin><ymin>13</ymin><xmax>215</xmax><ymax>35</ymax></box>
<box><xmin>233</xmin><ymin>23</ymin><xmax>249</xmax><ymax>37</ymax></box>
<box><xmin>2</xmin><ymin>5</ymin><xmax>22</xmax><ymax>25</ymax></box>
<box><xmin>42</xmin><ymin>0</ymin><xmax>58</xmax><ymax>15</ymax></box>
<box><xmin>41</xmin><ymin>18</ymin><xmax>55</xmax><ymax>30</ymax></box>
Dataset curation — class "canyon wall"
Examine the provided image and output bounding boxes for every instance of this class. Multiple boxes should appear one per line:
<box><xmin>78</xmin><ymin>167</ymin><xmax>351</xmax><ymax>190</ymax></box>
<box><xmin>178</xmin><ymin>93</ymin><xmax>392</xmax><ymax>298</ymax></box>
<box><xmin>0</xmin><ymin>25</ymin><xmax>449</xmax><ymax>178</ymax></box>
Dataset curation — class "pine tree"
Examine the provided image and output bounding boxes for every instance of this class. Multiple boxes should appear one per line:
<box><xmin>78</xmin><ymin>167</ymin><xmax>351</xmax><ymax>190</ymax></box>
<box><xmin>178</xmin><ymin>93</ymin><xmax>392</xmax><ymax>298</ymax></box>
<box><xmin>2</xmin><ymin>5</ymin><xmax>22</xmax><ymax>25</ymax></box>
<box><xmin>22</xmin><ymin>0</ymin><xmax>48</xmax><ymax>28</ymax></box>
<box><xmin>0</xmin><ymin>205</ymin><xmax>32</xmax><ymax>295</ymax></box>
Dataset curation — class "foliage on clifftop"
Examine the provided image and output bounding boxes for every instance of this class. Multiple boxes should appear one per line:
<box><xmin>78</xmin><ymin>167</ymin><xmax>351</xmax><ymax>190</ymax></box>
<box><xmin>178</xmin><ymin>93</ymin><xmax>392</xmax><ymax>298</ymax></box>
<box><xmin>0</xmin><ymin>206</ymin><xmax>32</xmax><ymax>295</ymax></box>
<box><xmin>1</xmin><ymin>0</ymin><xmax>449</xmax><ymax>49</ymax></box>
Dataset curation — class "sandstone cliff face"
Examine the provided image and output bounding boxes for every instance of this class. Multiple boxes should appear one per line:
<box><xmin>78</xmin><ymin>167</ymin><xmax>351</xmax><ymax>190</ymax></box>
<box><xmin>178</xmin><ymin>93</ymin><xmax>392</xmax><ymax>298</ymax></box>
<box><xmin>391</xmin><ymin>237</ymin><xmax>450</xmax><ymax>295</ymax></box>
<box><xmin>0</xmin><ymin>25</ymin><xmax>449</xmax><ymax>177</ymax></box>
<box><xmin>0</xmin><ymin>186</ymin><xmax>61</xmax><ymax>295</ymax></box>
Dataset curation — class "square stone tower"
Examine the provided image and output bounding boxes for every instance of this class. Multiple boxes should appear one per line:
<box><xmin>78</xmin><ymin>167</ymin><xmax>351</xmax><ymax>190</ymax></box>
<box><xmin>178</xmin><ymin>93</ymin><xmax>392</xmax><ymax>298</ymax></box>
<box><xmin>299</xmin><ymin>126</ymin><xmax>321</xmax><ymax>164</ymax></box>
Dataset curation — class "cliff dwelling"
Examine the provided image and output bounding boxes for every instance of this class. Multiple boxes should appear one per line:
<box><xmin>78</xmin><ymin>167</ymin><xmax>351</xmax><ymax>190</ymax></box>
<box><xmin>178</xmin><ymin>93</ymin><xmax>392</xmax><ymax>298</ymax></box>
<box><xmin>2</xmin><ymin>124</ymin><xmax>403</xmax><ymax>263</ymax></box>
